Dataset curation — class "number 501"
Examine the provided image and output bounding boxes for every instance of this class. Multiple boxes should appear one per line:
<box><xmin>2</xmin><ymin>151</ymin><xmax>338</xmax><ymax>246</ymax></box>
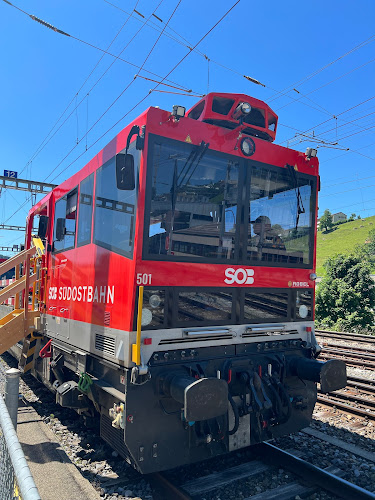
<box><xmin>136</xmin><ymin>273</ymin><xmax>152</xmax><ymax>285</ymax></box>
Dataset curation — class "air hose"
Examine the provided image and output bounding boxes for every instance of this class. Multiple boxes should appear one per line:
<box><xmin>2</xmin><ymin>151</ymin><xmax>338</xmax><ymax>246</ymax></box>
<box><xmin>264</xmin><ymin>376</ymin><xmax>282</xmax><ymax>418</ymax></box>
<box><xmin>273</xmin><ymin>375</ymin><xmax>292</xmax><ymax>421</ymax></box>
<box><xmin>228</xmin><ymin>392</ymin><xmax>239</xmax><ymax>435</ymax></box>
<box><xmin>78</xmin><ymin>373</ymin><xmax>93</xmax><ymax>393</ymax></box>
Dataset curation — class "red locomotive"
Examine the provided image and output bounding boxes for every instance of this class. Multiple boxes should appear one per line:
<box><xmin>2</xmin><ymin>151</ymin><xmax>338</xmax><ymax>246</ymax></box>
<box><xmin>15</xmin><ymin>92</ymin><xmax>346</xmax><ymax>473</ymax></box>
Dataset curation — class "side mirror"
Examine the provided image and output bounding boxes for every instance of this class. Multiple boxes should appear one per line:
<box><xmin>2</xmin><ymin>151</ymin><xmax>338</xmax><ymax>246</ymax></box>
<box><xmin>116</xmin><ymin>153</ymin><xmax>135</xmax><ymax>190</ymax></box>
<box><xmin>38</xmin><ymin>215</ymin><xmax>49</xmax><ymax>240</ymax></box>
<box><xmin>55</xmin><ymin>218</ymin><xmax>66</xmax><ymax>241</ymax></box>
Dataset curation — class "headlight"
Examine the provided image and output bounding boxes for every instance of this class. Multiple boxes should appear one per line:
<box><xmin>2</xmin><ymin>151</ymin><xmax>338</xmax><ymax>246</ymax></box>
<box><xmin>140</xmin><ymin>289</ymin><xmax>165</xmax><ymax>329</ymax></box>
<box><xmin>299</xmin><ymin>305</ymin><xmax>308</xmax><ymax>319</ymax></box>
<box><xmin>241</xmin><ymin>102</ymin><xmax>251</xmax><ymax>114</ymax></box>
<box><xmin>240</xmin><ymin>137</ymin><xmax>256</xmax><ymax>157</ymax></box>
<box><xmin>232</xmin><ymin>101</ymin><xmax>252</xmax><ymax>120</ymax></box>
<box><xmin>141</xmin><ymin>308</ymin><xmax>153</xmax><ymax>326</ymax></box>
<box><xmin>296</xmin><ymin>290</ymin><xmax>312</xmax><ymax>320</ymax></box>
<box><xmin>149</xmin><ymin>294</ymin><xmax>161</xmax><ymax>308</ymax></box>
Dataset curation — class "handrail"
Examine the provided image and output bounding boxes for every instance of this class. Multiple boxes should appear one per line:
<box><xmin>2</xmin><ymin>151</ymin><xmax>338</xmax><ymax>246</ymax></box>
<box><xmin>0</xmin><ymin>247</ymin><xmax>35</xmax><ymax>277</ymax></box>
<box><xmin>0</xmin><ymin>394</ymin><xmax>41</xmax><ymax>500</ymax></box>
<box><xmin>132</xmin><ymin>286</ymin><xmax>144</xmax><ymax>366</ymax></box>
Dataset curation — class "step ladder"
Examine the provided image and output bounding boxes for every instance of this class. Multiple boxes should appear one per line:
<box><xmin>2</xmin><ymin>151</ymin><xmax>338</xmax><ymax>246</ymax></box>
<box><xmin>19</xmin><ymin>332</ymin><xmax>43</xmax><ymax>374</ymax></box>
<box><xmin>0</xmin><ymin>237</ymin><xmax>45</xmax><ymax>359</ymax></box>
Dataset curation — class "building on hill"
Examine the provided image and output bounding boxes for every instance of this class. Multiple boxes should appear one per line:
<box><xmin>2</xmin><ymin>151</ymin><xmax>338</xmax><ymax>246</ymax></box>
<box><xmin>332</xmin><ymin>212</ymin><xmax>347</xmax><ymax>223</ymax></box>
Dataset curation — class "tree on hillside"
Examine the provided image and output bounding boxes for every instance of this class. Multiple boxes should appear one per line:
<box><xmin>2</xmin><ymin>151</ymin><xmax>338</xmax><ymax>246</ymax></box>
<box><xmin>349</xmin><ymin>213</ymin><xmax>356</xmax><ymax>221</ymax></box>
<box><xmin>357</xmin><ymin>228</ymin><xmax>375</xmax><ymax>266</ymax></box>
<box><xmin>367</xmin><ymin>228</ymin><xmax>375</xmax><ymax>254</ymax></box>
<box><xmin>315</xmin><ymin>254</ymin><xmax>375</xmax><ymax>331</ymax></box>
<box><xmin>319</xmin><ymin>209</ymin><xmax>333</xmax><ymax>232</ymax></box>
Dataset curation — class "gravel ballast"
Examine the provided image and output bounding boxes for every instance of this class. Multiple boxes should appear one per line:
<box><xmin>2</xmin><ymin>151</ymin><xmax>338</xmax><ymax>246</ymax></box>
<box><xmin>1</xmin><ymin>352</ymin><xmax>374</xmax><ymax>499</ymax></box>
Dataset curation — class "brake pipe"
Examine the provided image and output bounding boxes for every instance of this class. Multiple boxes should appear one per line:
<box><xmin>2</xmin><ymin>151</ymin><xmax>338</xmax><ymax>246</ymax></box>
<box><xmin>132</xmin><ymin>286</ymin><xmax>144</xmax><ymax>366</ymax></box>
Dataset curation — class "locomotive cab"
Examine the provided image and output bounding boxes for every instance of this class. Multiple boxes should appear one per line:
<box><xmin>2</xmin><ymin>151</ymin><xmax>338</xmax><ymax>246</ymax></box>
<box><xmin>21</xmin><ymin>92</ymin><xmax>346</xmax><ymax>474</ymax></box>
<box><xmin>187</xmin><ymin>92</ymin><xmax>278</xmax><ymax>142</ymax></box>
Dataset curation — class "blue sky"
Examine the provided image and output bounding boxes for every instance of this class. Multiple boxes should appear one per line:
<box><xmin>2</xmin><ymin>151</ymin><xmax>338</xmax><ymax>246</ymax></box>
<box><xmin>0</xmin><ymin>0</ymin><xmax>374</xmax><ymax>253</ymax></box>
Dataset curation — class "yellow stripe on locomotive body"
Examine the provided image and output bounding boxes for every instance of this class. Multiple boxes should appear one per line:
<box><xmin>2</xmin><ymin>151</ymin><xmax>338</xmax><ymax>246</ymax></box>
<box><xmin>19</xmin><ymin>92</ymin><xmax>345</xmax><ymax>474</ymax></box>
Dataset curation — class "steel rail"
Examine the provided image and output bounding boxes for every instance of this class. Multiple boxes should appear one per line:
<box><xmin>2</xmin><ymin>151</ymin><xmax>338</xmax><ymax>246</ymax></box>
<box><xmin>317</xmin><ymin>394</ymin><xmax>375</xmax><ymax>419</ymax></box>
<box><xmin>322</xmin><ymin>347</ymin><xmax>375</xmax><ymax>361</ymax></box>
<box><xmin>319</xmin><ymin>353</ymin><xmax>375</xmax><ymax>370</ymax></box>
<box><xmin>348</xmin><ymin>374</ymin><xmax>375</xmax><ymax>387</ymax></box>
<box><xmin>346</xmin><ymin>379</ymin><xmax>375</xmax><ymax>394</ymax></box>
<box><xmin>316</xmin><ymin>330</ymin><xmax>375</xmax><ymax>343</ymax></box>
<box><xmin>149</xmin><ymin>472</ymin><xmax>192</xmax><ymax>500</ymax></box>
<box><xmin>320</xmin><ymin>389</ymin><xmax>375</xmax><ymax>408</ymax></box>
<box><xmin>256</xmin><ymin>442</ymin><xmax>375</xmax><ymax>500</ymax></box>
<box><xmin>320</xmin><ymin>343</ymin><xmax>375</xmax><ymax>355</ymax></box>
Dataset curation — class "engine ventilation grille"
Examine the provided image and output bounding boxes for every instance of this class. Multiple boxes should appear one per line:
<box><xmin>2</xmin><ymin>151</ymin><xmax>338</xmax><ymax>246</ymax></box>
<box><xmin>241</xmin><ymin>329</ymin><xmax>299</xmax><ymax>338</ymax></box>
<box><xmin>95</xmin><ymin>333</ymin><xmax>116</xmax><ymax>356</ymax></box>
<box><xmin>100</xmin><ymin>414</ymin><xmax>131</xmax><ymax>462</ymax></box>
<box><xmin>159</xmin><ymin>334</ymin><xmax>233</xmax><ymax>345</ymax></box>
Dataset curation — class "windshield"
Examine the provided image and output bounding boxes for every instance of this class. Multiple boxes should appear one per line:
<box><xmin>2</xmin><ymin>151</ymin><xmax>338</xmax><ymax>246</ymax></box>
<box><xmin>147</xmin><ymin>139</ymin><xmax>239</xmax><ymax>260</ymax></box>
<box><xmin>248</xmin><ymin>165</ymin><xmax>314</xmax><ymax>265</ymax></box>
<box><xmin>144</xmin><ymin>136</ymin><xmax>315</xmax><ymax>267</ymax></box>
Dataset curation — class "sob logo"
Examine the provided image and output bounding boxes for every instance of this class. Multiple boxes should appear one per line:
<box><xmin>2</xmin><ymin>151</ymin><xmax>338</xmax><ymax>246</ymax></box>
<box><xmin>224</xmin><ymin>268</ymin><xmax>255</xmax><ymax>285</ymax></box>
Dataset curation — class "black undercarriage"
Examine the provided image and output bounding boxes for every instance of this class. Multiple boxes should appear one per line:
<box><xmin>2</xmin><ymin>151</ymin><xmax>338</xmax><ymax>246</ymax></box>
<box><xmin>28</xmin><ymin>336</ymin><xmax>346</xmax><ymax>474</ymax></box>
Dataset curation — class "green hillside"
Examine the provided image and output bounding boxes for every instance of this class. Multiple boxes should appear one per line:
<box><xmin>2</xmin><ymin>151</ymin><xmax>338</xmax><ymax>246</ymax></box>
<box><xmin>316</xmin><ymin>215</ymin><xmax>375</xmax><ymax>276</ymax></box>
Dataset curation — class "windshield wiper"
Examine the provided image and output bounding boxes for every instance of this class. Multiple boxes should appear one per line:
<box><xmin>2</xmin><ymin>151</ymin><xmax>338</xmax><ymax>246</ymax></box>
<box><xmin>286</xmin><ymin>164</ymin><xmax>305</xmax><ymax>229</ymax></box>
<box><xmin>167</xmin><ymin>141</ymin><xmax>209</xmax><ymax>254</ymax></box>
<box><xmin>178</xmin><ymin>141</ymin><xmax>210</xmax><ymax>187</ymax></box>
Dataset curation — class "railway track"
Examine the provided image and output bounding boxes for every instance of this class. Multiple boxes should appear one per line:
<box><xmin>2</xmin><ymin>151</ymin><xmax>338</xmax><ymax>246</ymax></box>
<box><xmin>317</xmin><ymin>333</ymin><xmax>375</xmax><ymax>370</ymax></box>
<box><xmin>317</xmin><ymin>375</ymin><xmax>375</xmax><ymax>419</ymax></box>
<box><xmin>314</xmin><ymin>333</ymin><xmax>375</xmax><ymax>419</ymax></box>
<box><xmin>316</xmin><ymin>329</ymin><xmax>375</xmax><ymax>345</ymax></box>
<box><xmin>150</xmin><ymin>442</ymin><xmax>375</xmax><ymax>499</ymax></box>
<box><xmin>2</xmin><ymin>350</ymin><xmax>375</xmax><ymax>499</ymax></box>
<box><xmin>319</xmin><ymin>351</ymin><xmax>375</xmax><ymax>370</ymax></box>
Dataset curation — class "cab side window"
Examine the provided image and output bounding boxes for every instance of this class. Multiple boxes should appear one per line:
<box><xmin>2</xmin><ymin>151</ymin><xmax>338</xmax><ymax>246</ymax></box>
<box><xmin>77</xmin><ymin>174</ymin><xmax>94</xmax><ymax>247</ymax></box>
<box><xmin>93</xmin><ymin>148</ymin><xmax>138</xmax><ymax>258</ymax></box>
<box><xmin>53</xmin><ymin>188</ymin><xmax>78</xmax><ymax>252</ymax></box>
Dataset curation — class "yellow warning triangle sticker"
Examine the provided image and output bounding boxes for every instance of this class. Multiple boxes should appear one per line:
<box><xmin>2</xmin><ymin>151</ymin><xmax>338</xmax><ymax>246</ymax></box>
<box><xmin>185</xmin><ymin>134</ymin><xmax>192</xmax><ymax>143</ymax></box>
<box><xmin>294</xmin><ymin>164</ymin><xmax>298</xmax><ymax>171</ymax></box>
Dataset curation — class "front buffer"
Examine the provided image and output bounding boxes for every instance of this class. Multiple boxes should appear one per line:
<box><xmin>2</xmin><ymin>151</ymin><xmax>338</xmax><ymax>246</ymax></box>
<box><xmin>103</xmin><ymin>340</ymin><xmax>346</xmax><ymax>473</ymax></box>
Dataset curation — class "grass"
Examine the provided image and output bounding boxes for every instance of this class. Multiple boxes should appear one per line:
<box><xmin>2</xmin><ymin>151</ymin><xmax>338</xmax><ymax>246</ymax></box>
<box><xmin>316</xmin><ymin>215</ymin><xmax>375</xmax><ymax>276</ymax></box>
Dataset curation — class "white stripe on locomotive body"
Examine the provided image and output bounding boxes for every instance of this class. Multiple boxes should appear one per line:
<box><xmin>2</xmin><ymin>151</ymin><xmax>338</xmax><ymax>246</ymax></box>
<box><xmin>42</xmin><ymin>313</ymin><xmax>316</xmax><ymax>367</ymax></box>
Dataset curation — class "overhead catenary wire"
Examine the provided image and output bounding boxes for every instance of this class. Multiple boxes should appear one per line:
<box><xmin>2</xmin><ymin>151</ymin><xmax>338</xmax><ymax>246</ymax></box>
<box><xmin>291</xmin><ymin>113</ymin><xmax>375</xmax><ymax>149</ymax></box>
<box><xmin>319</xmin><ymin>182</ymin><xmax>375</xmax><ymax>198</ymax></box>
<box><xmin>282</xmin><ymin>95</ymin><xmax>375</xmax><ymax>145</ymax></box>
<box><xmin>102</xmin><ymin>0</ymin><xmax>353</xmax><ymax>119</ymax></box>
<box><xmin>3</xmin><ymin>0</ymin><xmax>241</xmax><ymax>229</ymax></box>
<box><xmin>46</xmin><ymin>1</ymin><xmax>241</xmax><ymax>184</ymax></box>
<box><xmin>275</xmin><ymin>56</ymin><xmax>375</xmax><ymax>113</ymax></box>
<box><xmin>43</xmin><ymin>0</ymin><xmax>184</xmax><ymax>183</ymax></box>
<box><xmin>6</xmin><ymin>0</ymin><xmax>375</xmax><ymax>153</ymax></box>
<box><xmin>19</xmin><ymin>0</ymin><xmax>141</xmax><ymax>176</ymax></box>
<box><xmin>323</xmin><ymin>140</ymin><xmax>375</xmax><ymax>165</ymax></box>
<box><xmin>19</xmin><ymin>0</ymin><xmax>186</xmax><ymax>177</ymax></box>
<box><xmin>280</xmin><ymin>107</ymin><xmax>375</xmax><ymax>144</ymax></box>
<box><xmin>2</xmin><ymin>0</ymin><xmax>184</xmax><ymax>224</ymax></box>
<box><xmin>1</xmin><ymin>0</ymin><xmax>194</xmax><ymax>93</ymax></box>
<box><xmin>4</xmin><ymin>1</ymin><xmax>374</xmax><ymax>228</ymax></box>
<box><xmin>7</xmin><ymin>0</ymin><xmax>366</xmax><ymax>189</ymax></box>
<box><xmin>267</xmin><ymin>33</ymin><xmax>375</xmax><ymax>102</ymax></box>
